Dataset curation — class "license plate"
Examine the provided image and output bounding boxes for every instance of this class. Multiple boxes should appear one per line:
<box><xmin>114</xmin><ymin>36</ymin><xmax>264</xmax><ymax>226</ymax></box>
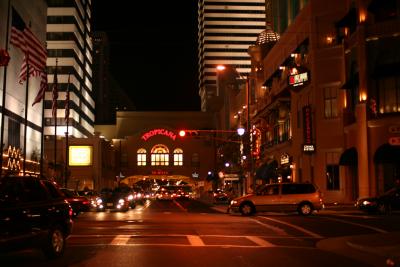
<box><xmin>106</xmin><ymin>203</ymin><xmax>113</xmax><ymax>207</ymax></box>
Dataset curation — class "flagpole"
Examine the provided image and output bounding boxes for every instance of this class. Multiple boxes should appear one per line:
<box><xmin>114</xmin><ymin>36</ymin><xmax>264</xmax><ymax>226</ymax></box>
<box><xmin>53</xmin><ymin>59</ymin><xmax>58</xmax><ymax>181</ymax></box>
<box><xmin>40</xmin><ymin>82</ymin><xmax>44</xmax><ymax>178</ymax></box>
<box><xmin>0</xmin><ymin>0</ymin><xmax>12</xmax><ymax>177</ymax></box>
<box><xmin>22</xmin><ymin>60</ymin><xmax>29</xmax><ymax>175</ymax></box>
<box><xmin>64</xmin><ymin>73</ymin><xmax>70</xmax><ymax>187</ymax></box>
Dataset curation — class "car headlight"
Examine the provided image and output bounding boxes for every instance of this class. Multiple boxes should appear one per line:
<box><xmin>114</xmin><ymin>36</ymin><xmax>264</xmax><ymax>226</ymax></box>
<box><xmin>96</xmin><ymin>198</ymin><xmax>103</xmax><ymax>204</ymax></box>
<box><xmin>118</xmin><ymin>199</ymin><xmax>125</xmax><ymax>204</ymax></box>
<box><xmin>362</xmin><ymin>200</ymin><xmax>375</xmax><ymax>206</ymax></box>
<box><xmin>230</xmin><ymin>200</ymin><xmax>238</xmax><ymax>205</ymax></box>
<box><xmin>127</xmin><ymin>194</ymin><xmax>134</xmax><ymax>201</ymax></box>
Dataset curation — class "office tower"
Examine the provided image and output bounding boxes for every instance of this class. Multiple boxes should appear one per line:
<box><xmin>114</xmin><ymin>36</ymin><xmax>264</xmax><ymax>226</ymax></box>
<box><xmin>46</xmin><ymin>0</ymin><xmax>94</xmax><ymax>138</ymax></box>
<box><xmin>198</xmin><ymin>0</ymin><xmax>266</xmax><ymax>112</ymax></box>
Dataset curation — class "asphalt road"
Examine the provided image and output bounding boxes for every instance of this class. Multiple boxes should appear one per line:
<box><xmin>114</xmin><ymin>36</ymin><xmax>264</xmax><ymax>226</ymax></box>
<box><xmin>1</xmin><ymin>198</ymin><xmax>400</xmax><ymax>267</ymax></box>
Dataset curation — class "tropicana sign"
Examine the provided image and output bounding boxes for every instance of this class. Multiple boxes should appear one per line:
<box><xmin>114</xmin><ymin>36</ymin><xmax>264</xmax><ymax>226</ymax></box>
<box><xmin>141</xmin><ymin>128</ymin><xmax>177</xmax><ymax>141</ymax></box>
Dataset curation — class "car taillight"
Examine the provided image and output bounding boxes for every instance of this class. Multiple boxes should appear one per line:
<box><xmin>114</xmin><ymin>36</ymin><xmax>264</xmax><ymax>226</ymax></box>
<box><xmin>82</xmin><ymin>201</ymin><xmax>89</xmax><ymax>205</ymax></box>
<box><xmin>68</xmin><ymin>206</ymin><xmax>73</xmax><ymax>217</ymax></box>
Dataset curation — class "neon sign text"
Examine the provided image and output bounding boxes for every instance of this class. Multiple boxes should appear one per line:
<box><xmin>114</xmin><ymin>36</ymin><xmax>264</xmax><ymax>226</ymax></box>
<box><xmin>141</xmin><ymin>129</ymin><xmax>176</xmax><ymax>141</ymax></box>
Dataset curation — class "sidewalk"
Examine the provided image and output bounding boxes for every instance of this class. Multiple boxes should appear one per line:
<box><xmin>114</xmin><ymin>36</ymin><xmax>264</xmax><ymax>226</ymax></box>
<box><xmin>317</xmin><ymin>232</ymin><xmax>400</xmax><ymax>267</ymax></box>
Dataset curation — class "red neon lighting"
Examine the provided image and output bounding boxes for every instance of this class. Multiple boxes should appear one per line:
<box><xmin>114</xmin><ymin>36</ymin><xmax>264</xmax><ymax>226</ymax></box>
<box><xmin>141</xmin><ymin>129</ymin><xmax>177</xmax><ymax>141</ymax></box>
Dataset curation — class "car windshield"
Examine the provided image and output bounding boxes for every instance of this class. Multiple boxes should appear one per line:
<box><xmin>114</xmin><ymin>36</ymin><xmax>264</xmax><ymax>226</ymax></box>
<box><xmin>61</xmin><ymin>189</ymin><xmax>78</xmax><ymax>198</ymax></box>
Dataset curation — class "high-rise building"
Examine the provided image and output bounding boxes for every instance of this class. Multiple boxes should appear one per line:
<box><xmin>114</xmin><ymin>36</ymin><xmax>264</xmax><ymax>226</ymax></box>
<box><xmin>92</xmin><ymin>31</ymin><xmax>135</xmax><ymax>125</ymax></box>
<box><xmin>198</xmin><ymin>0</ymin><xmax>266</xmax><ymax>112</ymax></box>
<box><xmin>46</xmin><ymin>0</ymin><xmax>94</xmax><ymax>138</ymax></box>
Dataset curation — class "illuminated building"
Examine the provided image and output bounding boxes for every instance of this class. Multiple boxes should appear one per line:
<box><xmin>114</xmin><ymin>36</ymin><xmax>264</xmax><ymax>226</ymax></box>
<box><xmin>46</xmin><ymin>0</ymin><xmax>94</xmax><ymax>138</ymax></box>
<box><xmin>198</xmin><ymin>0</ymin><xmax>266</xmax><ymax>112</ymax></box>
<box><xmin>0</xmin><ymin>1</ymin><xmax>47</xmax><ymax>176</ymax></box>
<box><xmin>238</xmin><ymin>0</ymin><xmax>400</xmax><ymax>203</ymax></box>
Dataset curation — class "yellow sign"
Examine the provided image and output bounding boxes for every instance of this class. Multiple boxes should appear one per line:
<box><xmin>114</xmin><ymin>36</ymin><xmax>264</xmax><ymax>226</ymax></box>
<box><xmin>69</xmin><ymin>146</ymin><xmax>93</xmax><ymax>166</ymax></box>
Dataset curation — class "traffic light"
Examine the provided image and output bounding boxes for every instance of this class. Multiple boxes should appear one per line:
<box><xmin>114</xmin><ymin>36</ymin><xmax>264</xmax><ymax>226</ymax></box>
<box><xmin>178</xmin><ymin>130</ymin><xmax>199</xmax><ymax>137</ymax></box>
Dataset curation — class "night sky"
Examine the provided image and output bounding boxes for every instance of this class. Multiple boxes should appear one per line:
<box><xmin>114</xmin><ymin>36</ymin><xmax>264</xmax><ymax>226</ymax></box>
<box><xmin>92</xmin><ymin>1</ymin><xmax>201</xmax><ymax>111</ymax></box>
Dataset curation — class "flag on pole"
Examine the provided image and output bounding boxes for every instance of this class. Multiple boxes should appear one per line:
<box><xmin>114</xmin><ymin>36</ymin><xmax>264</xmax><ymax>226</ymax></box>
<box><xmin>52</xmin><ymin>63</ymin><xmax>58</xmax><ymax>118</ymax></box>
<box><xmin>65</xmin><ymin>74</ymin><xmax>71</xmax><ymax>122</ymax></box>
<box><xmin>10</xmin><ymin>7</ymin><xmax>47</xmax><ymax>106</ymax></box>
<box><xmin>31</xmin><ymin>70</ymin><xmax>47</xmax><ymax>106</ymax></box>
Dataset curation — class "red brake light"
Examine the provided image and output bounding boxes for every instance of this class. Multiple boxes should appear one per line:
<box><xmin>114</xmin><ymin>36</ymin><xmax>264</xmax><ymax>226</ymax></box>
<box><xmin>68</xmin><ymin>207</ymin><xmax>73</xmax><ymax>217</ymax></box>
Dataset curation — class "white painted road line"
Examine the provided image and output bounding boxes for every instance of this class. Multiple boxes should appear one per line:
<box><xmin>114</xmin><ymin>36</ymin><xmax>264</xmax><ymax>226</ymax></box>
<box><xmin>187</xmin><ymin>235</ymin><xmax>205</xmax><ymax>246</ymax></box>
<box><xmin>321</xmin><ymin>216</ymin><xmax>388</xmax><ymax>233</ymax></box>
<box><xmin>246</xmin><ymin>236</ymin><xmax>275</xmax><ymax>247</ymax></box>
<box><xmin>173</xmin><ymin>200</ymin><xmax>188</xmax><ymax>212</ymax></box>
<box><xmin>110</xmin><ymin>235</ymin><xmax>130</xmax><ymax>245</ymax></box>
<box><xmin>257</xmin><ymin>216</ymin><xmax>324</xmax><ymax>239</ymax></box>
<box><xmin>251</xmin><ymin>218</ymin><xmax>288</xmax><ymax>236</ymax></box>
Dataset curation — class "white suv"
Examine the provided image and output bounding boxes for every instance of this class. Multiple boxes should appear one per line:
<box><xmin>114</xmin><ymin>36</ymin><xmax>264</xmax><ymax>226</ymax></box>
<box><xmin>229</xmin><ymin>183</ymin><xmax>324</xmax><ymax>216</ymax></box>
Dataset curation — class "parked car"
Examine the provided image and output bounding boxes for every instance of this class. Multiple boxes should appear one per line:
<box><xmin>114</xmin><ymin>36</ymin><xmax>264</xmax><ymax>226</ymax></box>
<box><xmin>94</xmin><ymin>187</ymin><xmax>130</xmax><ymax>212</ymax></box>
<box><xmin>0</xmin><ymin>176</ymin><xmax>73</xmax><ymax>258</ymax></box>
<box><xmin>60</xmin><ymin>188</ymin><xmax>90</xmax><ymax>216</ymax></box>
<box><xmin>229</xmin><ymin>182</ymin><xmax>324</xmax><ymax>216</ymax></box>
<box><xmin>212</xmin><ymin>189</ymin><xmax>230</xmax><ymax>203</ymax></box>
<box><xmin>355</xmin><ymin>187</ymin><xmax>400</xmax><ymax>214</ymax></box>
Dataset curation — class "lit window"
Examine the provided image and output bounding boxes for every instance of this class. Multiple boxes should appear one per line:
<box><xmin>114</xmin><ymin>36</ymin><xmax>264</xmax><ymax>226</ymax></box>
<box><xmin>151</xmin><ymin>144</ymin><xmax>169</xmax><ymax>166</ymax></box>
<box><xmin>324</xmin><ymin>87</ymin><xmax>338</xmax><ymax>118</ymax></box>
<box><xmin>173</xmin><ymin>148</ymin><xmax>183</xmax><ymax>166</ymax></box>
<box><xmin>137</xmin><ymin>148</ymin><xmax>146</xmax><ymax>166</ymax></box>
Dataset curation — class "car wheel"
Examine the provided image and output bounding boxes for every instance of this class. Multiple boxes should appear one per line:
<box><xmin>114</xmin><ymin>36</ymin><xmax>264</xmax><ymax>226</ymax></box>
<box><xmin>43</xmin><ymin>227</ymin><xmax>65</xmax><ymax>259</ymax></box>
<box><xmin>298</xmin><ymin>202</ymin><xmax>313</xmax><ymax>216</ymax></box>
<box><xmin>240</xmin><ymin>202</ymin><xmax>255</xmax><ymax>216</ymax></box>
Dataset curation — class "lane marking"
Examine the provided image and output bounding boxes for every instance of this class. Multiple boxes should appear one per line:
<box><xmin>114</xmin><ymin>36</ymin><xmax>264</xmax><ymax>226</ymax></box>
<box><xmin>250</xmin><ymin>218</ymin><xmax>288</xmax><ymax>236</ymax></box>
<box><xmin>69</xmin><ymin>234</ymin><xmax>316</xmax><ymax>239</ymax></box>
<box><xmin>187</xmin><ymin>235</ymin><xmax>205</xmax><ymax>246</ymax></box>
<box><xmin>173</xmin><ymin>200</ymin><xmax>188</xmax><ymax>212</ymax></box>
<box><xmin>320</xmin><ymin>216</ymin><xmax>388</xmax><ymax>233</ymax></box>
<box><xmin>246</xmin><ymin>236</ymin><xmax>275</xmax><ymax>247</ymax></box>
<box><xmin>110</xmin><ymin>235</ymin><xmax>130</xmax><ymax>245</ymax></box>
<box><xmin>257</xmin><ymin>216</ymin><xmax>324</xmax><ymax>239</ymax></box>
<box><xmin>68</xmin><ymin>243</ymin><xmax>317</xmax><ymax>249</ymax></box>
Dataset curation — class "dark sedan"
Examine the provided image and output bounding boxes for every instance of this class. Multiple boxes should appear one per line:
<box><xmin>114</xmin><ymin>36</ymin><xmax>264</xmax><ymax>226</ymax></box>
<box><xmin>60</xmin><ymin>188</ymin><xmax>90</xmax><ymax>216</ymax></box>
<box><xmin>94</xmin><ymin>188</ymin><xmax>130</xmax><ymax>212</ymax></box>
<box><xmin>356</xmin><ymin>187</ymin><xmax>400</xmax><ymax>214</ymax></box>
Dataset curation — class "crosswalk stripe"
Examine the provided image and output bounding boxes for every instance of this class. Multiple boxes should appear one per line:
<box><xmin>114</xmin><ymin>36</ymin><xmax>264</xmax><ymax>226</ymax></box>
<box><xmin>245</xmin><ymin>236</ymin><xmax>275</xmax><ymax>247</ymax></box>
<box><xmin>110</xmin><ymin>235</ymin><xmax>130</xmax><ymax>245</ymax></box>
<box><xmin>187</xmin><ymin>235</ymin><xmax>205</xmax><ymax>246</ymax></box>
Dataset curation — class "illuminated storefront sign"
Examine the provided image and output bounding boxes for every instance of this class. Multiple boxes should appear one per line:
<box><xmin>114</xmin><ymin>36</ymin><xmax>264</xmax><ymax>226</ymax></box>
<box><xmin>289</xmin><ymin>72</ymin><xmax>309</xmax><ymax>87</ymax></box>
<box><xmin>280</xmin><ymin>153</ymin><xmax>290</xmax><ymax>165</ymax></box>
<box><xmin>69</xmin><ymin>146</ymin><xmax>93</xmax><ymax>166</ymax></box>
<box><xmin>141</xmin><ymin>128</ymin><xmax>177</xmax><ymax>141</ymax></box>
<box><xmin>302</xmin><ymin>105</ymin><xmax>315</xmax><ymax>153</ymax></box>
<box><xmin>7</xmin><ymin>146</ymin><xmax>21</xmax><ymax>172</ymax></box>
<box><xmin>151</xmin><ymin>170</ymin><xmax>169</xmax><ymax>175</ymax></box>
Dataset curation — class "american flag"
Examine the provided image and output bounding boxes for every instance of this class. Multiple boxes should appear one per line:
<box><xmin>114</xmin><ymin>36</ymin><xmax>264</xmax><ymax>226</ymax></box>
<box><xmin>10</xmin><ymin>8</ymin><xmax>47</xmax><ymax>106</ymax></box>
<box><xmin>52</xmin><ymin>66</ymin><xmax>58</xmax><ymax>118</ymax></box>
<box><xmin>65</xmin><ymin>74</ymin><xmax>71</xmax><ymax>122</ymax></box>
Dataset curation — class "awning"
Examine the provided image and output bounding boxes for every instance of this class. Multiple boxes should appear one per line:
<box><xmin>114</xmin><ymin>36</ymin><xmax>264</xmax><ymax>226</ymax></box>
<box><xmin>374</xmin><ymin>143</ymin><xmax>400</xmax><ymax>164</ymax></box>
<box><xmin>340</xmin><ymin>74</ymin><xmax>359</xmax><ymax>89</ymax></box>
<box><xmin>335</xmin><ymin>7</ymin><xmax>357</xmax><ymax>28</ymax></box>
<box><xmin>339</xmin><ymin>147</ymin><xmax>358</xmax><ymax>165</ymax></box>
